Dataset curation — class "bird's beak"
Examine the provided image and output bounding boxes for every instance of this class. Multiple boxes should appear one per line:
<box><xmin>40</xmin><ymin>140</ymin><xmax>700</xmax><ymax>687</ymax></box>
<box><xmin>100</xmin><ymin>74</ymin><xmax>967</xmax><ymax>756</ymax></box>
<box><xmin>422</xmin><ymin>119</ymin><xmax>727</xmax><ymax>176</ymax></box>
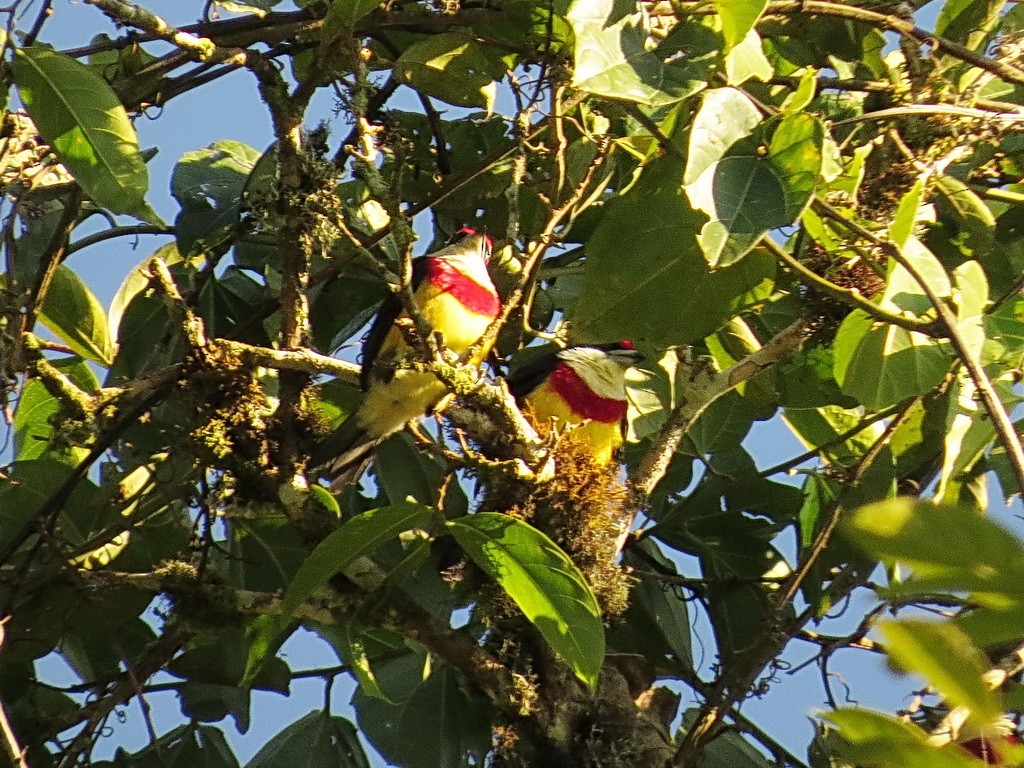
<box><xmin>610</xmin><ymin>349</ymin><xmax>645</xmax><ymax>367</ymax></box>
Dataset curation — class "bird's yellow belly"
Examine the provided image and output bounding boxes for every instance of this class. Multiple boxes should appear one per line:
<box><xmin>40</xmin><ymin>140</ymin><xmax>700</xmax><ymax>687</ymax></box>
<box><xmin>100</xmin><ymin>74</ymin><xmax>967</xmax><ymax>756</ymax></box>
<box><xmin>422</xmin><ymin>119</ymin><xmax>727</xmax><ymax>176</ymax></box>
<box><xmin>418</xmin><ymin>289</ymin><xmax>495</xmax><ymax>355</ymax></box>
<box><xmin>355</xmin><ymin>369</ymin><xmax>448</xmax><ymax>435</ymax></box>
<box><xmin>526</xmin><ymin>381</ymin><xmax>623</xmax><ymax>465</ymax></box>
<box><xmin>359</xmin><ymin>289</ymin><xmax>496</xmax><ymax>436</ymax></box>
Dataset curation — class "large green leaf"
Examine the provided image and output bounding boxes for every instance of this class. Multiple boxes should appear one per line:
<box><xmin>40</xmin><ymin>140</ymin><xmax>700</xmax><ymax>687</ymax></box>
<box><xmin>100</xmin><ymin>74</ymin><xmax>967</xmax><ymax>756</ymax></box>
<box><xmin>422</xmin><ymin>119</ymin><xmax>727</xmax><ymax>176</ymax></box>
<box><xmin>880</xmin><ymin>619</ymin><xmax>1000</xmax><ymax>723</ymax></box>
<box><xmin>282</xmin><ymin>502</ymin><xmax>436</xmax><ymax>615</ymax></box>
<box><xmin>13</xmin><ymin>46</ymin><xmax>159</xmax><ymax>223</ymax></box>
<box><xmin>447</xmin><ymin>512</ymin><xmax>605</xmax><ymax>687</ymax></box>
<box><xmin>353</xmin><ymin>662</ymin><xmax>491</xmax><ymax>768</ymax></box>
<box><xmin>825</xmin><ymin>708</ymin><xmax>983</xmax><ymax>768</ymax></box>
<box><xmin>38</xmin><ymin>264</ymin><xmax>116</xmax><ymax>365</ymax></box>
<box><xmin>171</xmin><ymin>141</ymin><xmax>260</xmax><ymax>257</ymax></box>
<box><xmin>571</xmin><ymin>156</ymin><xmax>775</xmax><ymax>346</ymax></box>
<box><xmin>567</xmin><ymin>0</ymin><xmax>708</xmax><ymax>107</ymax></box>
<box><xmin>246</xmin><ymin>711</ymin><xmax>370</xmax><ymax>768</ymax></box>
<box><xmin>832</xmin><ymin>310</ymin><xmax>952</xmax><ymax>410</ymax></box>
<box><xmin>843</xmin><ymin>498</ymin><xmax>1024</xmax><ymax>598</ymax></box>
<box><xmin>684</xmin><ymin>88</ymin><xmax>761</xmax><ymax>186</ymax></box>
<box><xmin>686</xmin><ymin>113</ymin><xmax>822</xmax><ymax>267</ymax></box>
<box><xmin>393</xmin><ymin>31</ymin><xmax>506</xmax><ymax>111</ymax></box>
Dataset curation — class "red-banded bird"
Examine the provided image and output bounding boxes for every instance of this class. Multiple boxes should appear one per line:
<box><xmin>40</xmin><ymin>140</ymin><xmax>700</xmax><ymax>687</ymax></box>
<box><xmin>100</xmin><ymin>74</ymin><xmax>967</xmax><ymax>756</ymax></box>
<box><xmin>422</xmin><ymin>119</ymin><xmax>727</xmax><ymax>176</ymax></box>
<box><xmin>508</xmin><ymin>341</ymin><xmax>644</xmax><ymax>465</ymax></box>
<box><xmin>314</xmin><ymin>228</ymin><xmax>500</xmax><ymax>482</ymax></box>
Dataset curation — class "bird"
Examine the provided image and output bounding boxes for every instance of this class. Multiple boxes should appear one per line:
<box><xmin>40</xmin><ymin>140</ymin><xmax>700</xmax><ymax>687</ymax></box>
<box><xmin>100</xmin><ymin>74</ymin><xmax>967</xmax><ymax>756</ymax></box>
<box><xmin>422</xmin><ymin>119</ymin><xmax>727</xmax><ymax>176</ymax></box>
<box><xmin>313</xmin><ymin>228</ymin><xmax>500</xmax><ymax>483</ymax></box>
<box><xmin>507</xmin><ymin>341</ymin><xmax>644</xmax><ymax>465</ymax></box>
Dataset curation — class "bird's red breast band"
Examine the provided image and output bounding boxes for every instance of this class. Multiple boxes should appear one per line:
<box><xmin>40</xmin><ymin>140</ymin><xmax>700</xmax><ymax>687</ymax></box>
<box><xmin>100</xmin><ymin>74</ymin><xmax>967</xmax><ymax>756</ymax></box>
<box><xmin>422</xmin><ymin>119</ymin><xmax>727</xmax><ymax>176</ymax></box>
<box><xmin>549</xmin><ymin>363</ymin><xmax>628</xmax><ymax>423</ymax></box>
<box><xmin>424</xmin><ymin>258</ymin><xmax>501</xmax><ymax>317</ymax></box>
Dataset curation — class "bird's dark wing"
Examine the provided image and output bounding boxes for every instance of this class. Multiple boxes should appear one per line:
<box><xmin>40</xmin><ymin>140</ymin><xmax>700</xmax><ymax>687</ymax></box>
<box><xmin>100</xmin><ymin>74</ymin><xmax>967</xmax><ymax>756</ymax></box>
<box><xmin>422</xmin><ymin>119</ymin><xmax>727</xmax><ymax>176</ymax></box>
<box><xmin>507</xmin><ymin>348</ymin><xmax>562</xmax><ymax>401</ymax></box>
<box><xmin>359</xmin><ymin>257</ymin><xmax>429</xmax><ymax>389</ymax></box>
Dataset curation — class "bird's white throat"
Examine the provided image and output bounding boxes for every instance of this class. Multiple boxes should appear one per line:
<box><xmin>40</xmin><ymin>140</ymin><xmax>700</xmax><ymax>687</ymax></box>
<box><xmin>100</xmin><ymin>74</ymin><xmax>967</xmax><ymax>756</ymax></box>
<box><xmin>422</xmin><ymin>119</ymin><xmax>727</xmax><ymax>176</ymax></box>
<box><xmin>559</xmin><ymin>347</ymin><xmax>629</xmax><ymax>400</ymax></box>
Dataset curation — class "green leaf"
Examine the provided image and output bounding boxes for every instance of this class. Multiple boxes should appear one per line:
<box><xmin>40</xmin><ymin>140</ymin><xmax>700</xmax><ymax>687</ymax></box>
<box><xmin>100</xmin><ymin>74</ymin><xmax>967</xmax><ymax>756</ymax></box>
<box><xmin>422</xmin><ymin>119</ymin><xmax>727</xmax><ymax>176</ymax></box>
<box><xmin>716</xmin><ymin>0</ymin><xmax>769</xmax><ymax>50</ymax></box>
<box><xmin>881</xmin><ymin>237</ymin><xmax>951</xmax><ymax>316</ymax></box>
<box><xmin>572</xmin><ymin>156</ymin><xmax>775</xmax><ymax>346</ymax></box>
<box><xmin>934</xmin><ymin>173</ymin><xmax>996</xmax><ymax>255</ymax></box>
<box><xmin>282</xmin><ymin>502</ymin><xmax>435</xmax><ymax>615</ymax></box>
<box><xmin>825</xmin><ymin>708</ymin><xmax>982</xmax><ymax>768</ymax></box>
<box><xmin>14</xmin><ymin>355</ymin><xmax>97</xmax><ymax>461</ymax></box>
<box><xmin>353</xmin><ymin>662</ymin><xmax>491</xmax><ymax>768</ymax></box>
<box><xmin>768</xmin><ymin>113</ymin><xmax>824</xmax><ymax>220</ymax></box>
<box><xmin>952</xmin><ymin>260</ymin><xmax>988</xmax><ymax>363</ymax></box>
<box><xmin>687</xmin><ymin>113</ymin><xmax>821</xmax><ymax>266</ymax></box>
<box><xmin>889</xmin><ymin>177</ymin><xmax>926</xmax><ymax>249</ymax></box>
<box><xmin>611</xmin><ymin>540</ymin><xmax>692</xmax><ymax>673</ymax></box>
<box><xmin>393</xmin><ymin>31</ymin><xmax>505</xmax><ymax>111</ymax></box>
<box><xmin>322</xmin><ymin>0</ymin><xmax>379</xmax><ymax>34</ymax></box>
<box><xmin>832</xmin><ymin>310</ymin><xmax>952</xmax><ymax>410</ymax></box>
<box><xmin>447</xmin><ymin>512</ymin><xmax>605</xmax><ymax>687</ymax></box>
<box><xmin>687</xmin><ymin>391</ymin><xmax>756</xmax><ymax>454</ymax></box>
<box><xmin>957</xmin><ymin>602</ymin><xmax>1024</xmax><ymax>648</ymax></box>
<box><xmin>687</xmin><ymin>717</ymin><xmax>774</xmax><ymax>767</ymax></box>
<box><xmin>373</xmin><ymin>433</ymin><xmax>447</xmax><ymax>507</ymax></box>
<box><xmin>335</xmin><ymin>624</ymin><xmax>393</xmax><ymax>702</ymax></box>
<box><xmin>567</xmin><ymin>0</ymin><xmax>708</xmax><ymax>107</ymax></box>
<box><xmin>310</xmin><ymin>273</ymin><xmax>388</xmax><ymax>354</ymax></box>
<box><xmin>684</xmin><ymin>88</ymin><xmax>761</xmax><ymax>186</ymax></box>
<box><xmin>880</xmin><ymin>619</ymin><xmax>1000</xmax><ymax>723</ymax></box>
<box><xmin>37</xmin><ymin>265</ymin><xmax>115</xmax><ymax>365</ymax></box>
<box><xmin>781</xmin><ymin>68</ymin><xmax>817</xmax><ymax>114</ymax></box>
<box><xmin>13</xmin><ymin>46</ymin><xmax>159</xmax><ymax>223</ymax></box>
<box><xmin>171</xmin><ymin>141</ymin><xmax>260</xmax><ymax>257</ymax></box>
<box><xmin>843</xmin><ymin>498</ymin><xmax>1024</xmax><ymax>598</ymax></box>
<box><xmin>934</xmin><ymin>373</ymin><xmax>1005</xmax><ymax>506</ymax></box>
<box><xmin>724</xmin><ymin>30</ymin><xmax>773</xmax><ymax>85</ymax></box>
<box><xmin>935</xmin><ymin>0</ymin><xmax>1006</xmax><ymax>50</ymax></box>
<box><xmin>246</xmin><ymin>711</ymin><xmax>370</xmax><ymax>768</ymax></box>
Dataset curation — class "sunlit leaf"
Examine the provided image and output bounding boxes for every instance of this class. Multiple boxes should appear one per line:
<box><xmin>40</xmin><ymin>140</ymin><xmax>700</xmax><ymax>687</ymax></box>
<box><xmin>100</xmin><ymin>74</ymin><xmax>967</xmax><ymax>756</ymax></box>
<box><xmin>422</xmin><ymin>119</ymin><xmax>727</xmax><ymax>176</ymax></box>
<box><xmin>832</xmin><ymin>309</ymin><xmax>951</xmax><ymax>410</ymax></box>
<box><xmin>724</xmin><ymin>29</ymin><xmax>773</xmax><ymax>85</ymax></box>
<box><xmin>448</xmin><ymin>512</ymin><xmax>604</xmax><ymax>687</ymax></box>
<box><xmin>881</xmin><ymin>619</ymin><xmax>1000</xmax><ymax>723</ymax></box>
<box><xmin>394</xmin><ymin>31</ymin><xmax>505</xmax><ymax>112</ymax></box>
<box><xmin>38</xmin><ymin>265</ymin><xmax>115</xmax><ymax>365</ymax></box>
<box><xmin>14</xmin><ymin>355</ymin><xmax>97</xmax><ymax>461</ymax></box>
<box><xmin>716</xmin><ymin>0</ymin><xmax>769</xmax><ymax>50</ymax></box>
<box><xmin>13</xmin><ymin>46</ymin><xmax>159</xmax><ymax>223</ymax></box>
<box><xmin>283</xmin><ymin>502</ymin><xmax>435</xmax><ymax>615</ymax></box>
<box><xmin>826</xmin><ymin>708</ymin><xmax>982</xmax><ymax>768</ymax></box>
<box><xmin>572</xmin><ymin>156</ymin><xmax>775</xmax><ymax>345</ymax></box>
<box><xmin>567</xmin><ymin>0</ymin><xmax>708</xmax><ymax>107</ymax></box>
<box><xmin>843</xmin><ymin>498</ymin><xmax>1024</xmax><ymax>597</ymax></box>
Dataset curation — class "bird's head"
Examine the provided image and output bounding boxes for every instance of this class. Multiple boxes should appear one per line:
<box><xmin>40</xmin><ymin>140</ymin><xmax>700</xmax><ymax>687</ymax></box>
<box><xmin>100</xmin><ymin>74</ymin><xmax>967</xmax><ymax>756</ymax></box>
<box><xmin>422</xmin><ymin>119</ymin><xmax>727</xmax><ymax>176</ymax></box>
<box><xmin>556</xmin><ymin>342</ymin><xmax>644</xmax><ymax>399</ymax></box>
<box><xmin>447</xmin><ymin>226</ymin><xmax>493</xmax><ymax>260</ymax></box>
<box><xmin>599</xmin><ymin>340</ymin><xmax>645</xmax><ymax>369</ymax></box>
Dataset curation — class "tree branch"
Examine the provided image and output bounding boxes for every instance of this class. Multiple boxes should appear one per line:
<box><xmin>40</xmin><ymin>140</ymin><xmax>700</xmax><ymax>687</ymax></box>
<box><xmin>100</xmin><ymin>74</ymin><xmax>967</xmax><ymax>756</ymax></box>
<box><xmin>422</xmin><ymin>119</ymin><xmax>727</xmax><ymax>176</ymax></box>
<box><xmin>633</xmin><ymin>320</ymin><xmax>810</xmax><ymax>498</ymax></box>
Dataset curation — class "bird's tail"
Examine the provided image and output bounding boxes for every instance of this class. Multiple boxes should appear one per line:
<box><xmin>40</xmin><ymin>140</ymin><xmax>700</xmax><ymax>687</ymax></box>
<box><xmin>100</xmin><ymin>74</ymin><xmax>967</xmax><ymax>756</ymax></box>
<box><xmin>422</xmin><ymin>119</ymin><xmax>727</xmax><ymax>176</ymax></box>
<box><xmin>312</xmin><ymin>417</ymin><xmax>378</xmax><ymax>489</ymax></box>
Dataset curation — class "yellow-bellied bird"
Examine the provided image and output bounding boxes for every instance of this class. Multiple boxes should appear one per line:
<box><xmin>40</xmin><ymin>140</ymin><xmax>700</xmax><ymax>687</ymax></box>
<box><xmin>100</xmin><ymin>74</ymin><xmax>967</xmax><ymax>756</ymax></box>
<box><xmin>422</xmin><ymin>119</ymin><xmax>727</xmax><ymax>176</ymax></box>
<box><xmin>314</xmin><ymin>228</ymin><xmax>500</xmax><ymax>481</ymax></box>
<box><xmin>508</xmin><ymin>342</ymin><xmax>644</xmax><ymax>465</ymax></box>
